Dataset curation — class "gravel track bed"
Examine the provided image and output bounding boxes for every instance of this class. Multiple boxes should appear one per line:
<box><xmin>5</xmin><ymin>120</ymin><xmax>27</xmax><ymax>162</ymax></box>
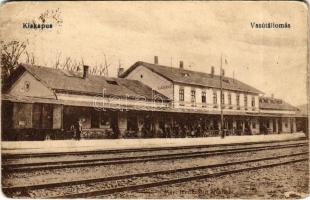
<box><xmin>3</xmin><ymin>146</ymin><xmax>308</xmax><ymax>187</ymax></box>
<box><xmin>103</xmin><ymin>161</ymin><xmax>309</xmax><ymax>199</ymax></box>
<box><xmin>8</xmin><ymin>155</ymin><xmax>308</xmax><ymax>198</ymax></box>
<box><xmin>3</xmin><ymin>140</ymin><xmax>306</xmax><ymax>165</ymax></box>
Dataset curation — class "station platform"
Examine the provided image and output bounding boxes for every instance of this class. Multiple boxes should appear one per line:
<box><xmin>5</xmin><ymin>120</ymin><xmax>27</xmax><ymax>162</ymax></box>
<box><xmin>1</xmin><ymin>132</ymin><xmax>307</xmax><ymax>155</ymax></box>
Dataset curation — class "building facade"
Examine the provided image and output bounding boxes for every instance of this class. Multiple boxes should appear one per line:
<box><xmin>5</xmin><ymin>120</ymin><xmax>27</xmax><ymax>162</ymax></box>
<box><xmin>1</xmin><ymin>59</ymin><xmax>305</xmax><ymax>140</ymax></box>
<box><xmin>120</xmin><ymin>57</ymin><xmax>300</xmax><ymax>136</ymax></box>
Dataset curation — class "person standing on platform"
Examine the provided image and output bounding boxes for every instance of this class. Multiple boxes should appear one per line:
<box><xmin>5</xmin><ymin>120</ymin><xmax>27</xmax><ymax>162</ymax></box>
<box><xmin>75</xmin><ymin>119</ymin><xmax>82</xmax><ymax>140</ymax></box>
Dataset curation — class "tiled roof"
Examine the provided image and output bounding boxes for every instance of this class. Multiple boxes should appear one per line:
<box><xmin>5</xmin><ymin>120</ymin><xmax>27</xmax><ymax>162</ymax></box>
<box><xmin>259</xmin><ymin>97</ymin><xmax>298</xmax><ymax>111</ymax></box>
<box><xmin>121</xmin><ymin>61</ymin><xmax>263</xmax><ymax>94</ymax></box>
<box><xmin>9</xmin><ymin>64</ymin><xmax>168</xmax><ymax>101</ymax></box>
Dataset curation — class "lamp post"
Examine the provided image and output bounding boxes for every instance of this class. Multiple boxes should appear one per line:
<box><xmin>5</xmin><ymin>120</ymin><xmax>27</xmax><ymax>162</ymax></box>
<box><xmin>220</xmin><ymin>54</ymin><xmax>225</xmax><ymax>139</ymax></box>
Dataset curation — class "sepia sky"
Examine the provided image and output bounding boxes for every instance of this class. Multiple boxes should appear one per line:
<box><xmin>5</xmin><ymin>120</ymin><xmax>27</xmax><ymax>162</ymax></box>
<box><xmin>0</xmin><ymin>1</ymin><xmax>308</xmax><ymax>106</ymax></box>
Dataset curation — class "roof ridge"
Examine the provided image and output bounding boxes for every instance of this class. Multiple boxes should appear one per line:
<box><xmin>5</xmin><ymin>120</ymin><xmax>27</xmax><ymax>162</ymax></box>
<box><xmin>139</xmin><ymin>61</ymin><xmax>261</xmax><ymax>86</ymax></box>
<box><xmin>139</xmin><ymin>61</ymin><xmax>224</xmax><ymax>78</ymax></box>
<box><xmin>21</xmin><ymin>63</ymin><xmax>117</xmax><ymax>80</ymax></box>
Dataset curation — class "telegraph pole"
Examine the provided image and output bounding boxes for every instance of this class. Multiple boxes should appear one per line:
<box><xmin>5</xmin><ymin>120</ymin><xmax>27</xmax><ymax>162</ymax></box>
<box><xmin>220</xmin><ymin>54</ymin><xmax>225</xmax><ymax>138</ymax></box>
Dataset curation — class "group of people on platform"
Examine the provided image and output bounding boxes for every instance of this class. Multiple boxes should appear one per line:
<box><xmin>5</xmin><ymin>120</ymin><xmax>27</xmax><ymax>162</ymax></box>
<box><xmin>70</xmin><ymin>120</ymin><xmax>83</xmax><ymax>140</ymax></box>
<box><xmin>135</xmin><ymin>120</ymin><xmax>253</xmax><ymax>138</ymax></box>
<box><xmin>70</xmin><ymin>117</ymin><xmax>256</xmax><ymax>139</ymax></box>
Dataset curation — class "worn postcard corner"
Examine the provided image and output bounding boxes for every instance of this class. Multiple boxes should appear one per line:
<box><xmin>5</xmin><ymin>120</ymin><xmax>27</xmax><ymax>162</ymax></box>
<box><xmin>0</xmin><ymin>0</ymin><xmax>309</xmax><ymax>199</ymax></box>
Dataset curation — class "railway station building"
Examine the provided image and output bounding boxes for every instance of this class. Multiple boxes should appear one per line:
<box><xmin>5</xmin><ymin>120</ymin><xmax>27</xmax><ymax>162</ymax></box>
<box><xmin>1</xmin><ymin>59</ymin><xmax>306</xmax><ymax>140</ymax></box>
<box><xmin>120</xmin><ymin>59</ymin><xmax>300</xmax><ymax>135</ymax></box>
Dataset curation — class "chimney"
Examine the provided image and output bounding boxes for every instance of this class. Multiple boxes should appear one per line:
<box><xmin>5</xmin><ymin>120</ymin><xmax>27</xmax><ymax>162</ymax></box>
<box><xmin>83</xmin><ymin>65</ymin><xmax>89</xmax><ymax>79</ymax></box>
<box><xmin>118</xmin><ymin>67</ymin><xmax>124</xmax><ymax>77</ymax></box>
<box><xmin>271</xmin><ymin>93</ymin><xmax>274</xmax><ymax>99</ymax></box>
<box><xmin>154</xmin><ymin>56</ymin><xmax>158</xmax><ymax>64</ymax></box>
<box><xmin>179</xmin><ymin>61</ymin><xmax>184</xmax><ymax>69</ymax></box>
<box><xmin>211</xmin><ymin>66</ymin><xmax>215</xmax><ymax>77</ymax></box>
<box><xmin>221</xmin><ymin>69</ymin><xmax>225</xmax><ymax>77</ymax></box>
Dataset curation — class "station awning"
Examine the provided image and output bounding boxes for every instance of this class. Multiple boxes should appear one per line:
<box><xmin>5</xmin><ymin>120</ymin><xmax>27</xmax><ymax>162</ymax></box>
<box><xmin>2</xmin><ymin>94</ymin><xmax>300</xmax><ymax>118</ymax></box>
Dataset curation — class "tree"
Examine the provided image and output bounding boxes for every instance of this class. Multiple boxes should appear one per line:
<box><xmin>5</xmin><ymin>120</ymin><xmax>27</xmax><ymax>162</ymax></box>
<box><xmin>38</xmin><ymin>8</ymin><xmax>63</xmax><ymax>26</ymax></box>
<box><xmin>54</xmin><ymin>52</ymin><xmax>61</xmax><ymax>69</ymax></box>
<box><xmin>0</xmin><ymin>40</ymin><xmax>28</xmax><ymax>83</ymax></box>
<box><xmin>102</xmin><ymin>53</ymin><xmax>110</xmax><ymax>77</ymax></box>
<box><xmin>25</xmin><ymin>51</ymin><xmax>35</xmax><ymax>65</ymax></box>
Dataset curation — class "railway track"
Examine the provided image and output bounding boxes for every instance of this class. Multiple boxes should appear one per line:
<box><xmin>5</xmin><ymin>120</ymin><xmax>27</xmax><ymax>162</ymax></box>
<box><xmin>3</xmin><ymin>151</ymin><xmax>308</xmax><ymax>198</ymax></box>
<box><xmin>2</xmin><ymin>141</ymin><xmax>308</xmax><ymax>172</ymax></box>
<box><xmin>3</xmin><ymin>138</ymin><xmax>306</xmax><ymax>159</ymax></box>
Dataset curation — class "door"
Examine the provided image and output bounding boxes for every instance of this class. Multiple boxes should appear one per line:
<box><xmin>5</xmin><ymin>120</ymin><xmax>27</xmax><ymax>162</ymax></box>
<box><xmin>42</xmin><ymin>104</ymin><xmax>53</xmax><ymax>129</ymax></box>
<box><xmin>273</xmin><ymin>119</ymin><xmax>277</xmax><ymax>133</ymax></box>
<box><xmin>278</xmin><ymin>119</ymin><xmax>282</xmax><ymax>133</ymax></box>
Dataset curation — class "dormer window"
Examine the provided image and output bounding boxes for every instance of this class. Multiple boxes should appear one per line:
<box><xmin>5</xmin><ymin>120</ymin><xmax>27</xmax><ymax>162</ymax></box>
<box><xmin>182</xmin><ymin>73</ymin><xmax>190</xmax><ymax>77</ymax></box>
<box><xmin>223</xmin><ymin>79</ymin><xmax>229</xmax><ymax>83</ymax></box>
<box><xmin>106</xmin><ymin>80</ymin><xmax>118</xmax><ymax>85</ymax></box>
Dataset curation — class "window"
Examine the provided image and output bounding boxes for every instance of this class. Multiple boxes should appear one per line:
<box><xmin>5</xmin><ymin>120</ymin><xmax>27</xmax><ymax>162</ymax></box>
<box><xmin>221</xmin><ymin>93</ymin><xmax>225</xmax><ymax>105</ymax></box>
<box><xmin>24</xmin><ymin>81</ymin><xmax>30</xmax><ymax>92</ymax></box>
<box><xmin>191</xmin><ymin>89</ymin><xmax>196</xmax><ymax>106</ymax></box>
<box><xmin>236</xmin><ymin>94</ymin><xmax>240</xmax><ymax>106</ymax></box>
<box><xmin>91</xmin><ymin>110</ymin><xmax>100</xmax><ymax>128</ymax></box>
<box><xmin>202</xmin><ymin>91</ymin><xmax>206</xmax><ymax>104</ymax></box>
<box><xmin>228</xmin><ymin>93</ymin><xmax>232</xmax><ymax>105</ymax></box>
<box><xmin>33</xmin><ymin>104</ymin><xmax>53</xmax><ymax>129</ymax></box>
<box><xmin>179</xmin><ymin>88</ymin><xmax>184</xmax><ymax>102</ymax></box>
<box><xmin>100</xmin><ymin>112</ymin><xmax>111</xmax><ymax>127</ymax></box>
<box><xmin>252</xmin><ymin>122</ymin><xmax>256</xmax><ymax>129</ymax></box>
<box><xmin>244</xmin><ymin>95</ymin><xmax>248</xmax><ymax>109</ymax></box>
<box><xmin>251</xmin><ymin>96</ymin><xmax>255</xmax><ymax>107</ymax></box>
<box><xmin>213</xmin><ymin>91</ymin><xmax>217</xmax><ymax>105</ymax></box>
<box><xmin>127</xmin><ymin>115</ymin><xmax>138</xmax><ymax>131</ymax></box>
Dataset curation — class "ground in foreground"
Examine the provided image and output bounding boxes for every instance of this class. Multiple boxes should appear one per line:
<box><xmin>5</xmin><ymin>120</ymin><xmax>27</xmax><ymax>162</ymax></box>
<box><xmin>103</xmin><ymin>161</ymin><xmax>309</xmax><ymax>199</ymax></box>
